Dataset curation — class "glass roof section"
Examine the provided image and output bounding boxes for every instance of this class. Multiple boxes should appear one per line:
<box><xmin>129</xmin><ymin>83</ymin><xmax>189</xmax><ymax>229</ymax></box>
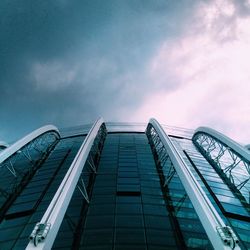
<box><xmin>60</xmin><ymin>122</ymin><xmax>194</xmax><ymax>140</ymax></box>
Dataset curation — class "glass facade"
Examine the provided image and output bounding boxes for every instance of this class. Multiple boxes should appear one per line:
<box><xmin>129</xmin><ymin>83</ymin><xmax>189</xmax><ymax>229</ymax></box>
<box><xmin>176</xmin><ymin>138</ymin><xmax>250</xmax><ymax>249</ymax></box>
<box><xmin>0</xmin><ymin>122</ymin><xmax>249</xmax><ymax>249</ymax></box>
<box><xmin>0</xmin><ymin>135</ymin><xmax>85</xmax><ymax>249</ymax></box>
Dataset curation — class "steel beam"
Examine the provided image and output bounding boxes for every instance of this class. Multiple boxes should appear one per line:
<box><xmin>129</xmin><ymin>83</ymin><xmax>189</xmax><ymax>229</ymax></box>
<box><xmin>0</xmin><ymin>125</ymin><xmax>60</xmax><ymax>207</ymax></box>
<box><xmin>193</xmin><ymin>127</ymin><xmax>250</xmax><ymax>162</ymax></box>
<box><xmin>146</xmin><ymin>118</ymin><xmax>240</xmax><ymax>250</ymax></box>
<box><xmin>0</xmin><ymin>125</ymin><xmax>60</xmax><ymax>164</ymax></box>
<box><xmin>26</xmin><ymin>118</ymin><xmax>105</xmax><ymax>249</ymax></box>
<box><xmin>193</xmin><ymin>127</ymin><xmax>250</xmax><ymax>204</ymax></box>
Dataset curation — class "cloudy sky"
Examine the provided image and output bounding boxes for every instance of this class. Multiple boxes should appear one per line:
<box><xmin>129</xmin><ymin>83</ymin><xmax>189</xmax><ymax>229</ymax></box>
<box><xmin>0</xmin><ymin>0</ymin><xmax>249</xmax><ymax>144</ymax></box>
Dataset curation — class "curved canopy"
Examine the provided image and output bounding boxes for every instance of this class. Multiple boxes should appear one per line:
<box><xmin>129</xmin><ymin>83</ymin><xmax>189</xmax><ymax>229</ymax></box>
<box><xmin>0</xmin><ymin>125</ymin><xmax>60</xmax><ymax>165</ymax></box>
<box><xmin>193</xmin><ymin>127</ymin><xmax>250</xmax><ymax>162</ymax></box>
<box><xmin>26</xmin><ymin>118</ymin><xmax>106</xmax><ymax>249</ymax></box>
<box><xmin>146</xmin><ymin>119</ymin><xmax>239</xmax><ymax>250</ymax></box>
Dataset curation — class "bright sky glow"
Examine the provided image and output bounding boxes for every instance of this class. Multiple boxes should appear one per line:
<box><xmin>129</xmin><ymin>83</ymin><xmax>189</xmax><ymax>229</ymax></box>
<box><xmin>132</xmin><ymin>0</ymin><xmax>250</xmax><ymax>143</ymax></box>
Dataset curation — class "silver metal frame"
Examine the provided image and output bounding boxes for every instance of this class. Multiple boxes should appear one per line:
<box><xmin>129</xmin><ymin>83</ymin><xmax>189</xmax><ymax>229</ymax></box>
<box><xmin>193</xmin><ymin>127</ymin><xmax>250</xmax><ymax>203</ymax></box>
<box><xmin>146</xmin><ymin>118</ymin><xmax>240</xmax><ymax>250</ymax></box>
<box><xmin>0</xmin><ymin>125</ymin><xmax>60</xmax><ymax>202</ymax></box>
<box><xmin>193</xmin><ymin>127</ymin><xmax>250</xmax><ymax>161</ymax></box>
<box><xmin>26</xmin><ymin>118</ymin><xmax>105</xmax><ymax>249</ymax></box>
<box><xmin>0</xmin><ymin>125</ymin><xmax>60</xmax><ymax>164</ymax></box>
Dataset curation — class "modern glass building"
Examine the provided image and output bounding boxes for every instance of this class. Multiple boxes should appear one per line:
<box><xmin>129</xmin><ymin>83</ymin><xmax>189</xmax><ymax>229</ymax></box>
<box><xmin>0</xmin><ymin>118</ymin><xmax>249</xmax><ymax>250</ymax></box>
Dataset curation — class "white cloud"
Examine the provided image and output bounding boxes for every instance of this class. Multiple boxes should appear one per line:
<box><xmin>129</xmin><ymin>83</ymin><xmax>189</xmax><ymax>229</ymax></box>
<box><xmin>30</xmin><ymin>57</ymin><xmax>118</xmax><ymax>92</ymax></box>
<box><xmin>132</xmin><ymin>0</ymin><xmax>250</xmax><ymax>143</ymax></box>
<box><xmin>31</xmin><ymin>61</ymin><xmax>79</xmax><ymax>91</ymax></box>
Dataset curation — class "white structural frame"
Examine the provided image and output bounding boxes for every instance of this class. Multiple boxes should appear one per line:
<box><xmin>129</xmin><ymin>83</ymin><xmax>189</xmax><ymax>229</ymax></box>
<box><xmin>194</xmin><ymin>127</ymin><xmax>250</xmax><ymax>161</ymax></box>
<box><xmin>193</xmin><ymin>126</ymin><xmax>250</xmax><ymax>198</ymax></box>
<box><xmin>26</xmin><ymin>118</ymin><xmax>104</xmax><ymax>249</ymax></box>
<box><xmin>0</xmin><ymin>125</ymin><xmax>60</xmax><ymax>165</ymax></box>
<box><xmin>147</xmin><ymin>119</ymin><xmax>240</xmax><ymax>250</ymax></box>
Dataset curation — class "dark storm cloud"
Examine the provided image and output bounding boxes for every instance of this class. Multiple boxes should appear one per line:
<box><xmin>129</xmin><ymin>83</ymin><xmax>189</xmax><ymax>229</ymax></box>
<box><xmin>0</xmin><ymin>0</ymin><xmax>197</xmax><ymax>141</ymax></box>
<box><xmin>232</xmin><ymin>0</ymin><xmax>250</xmax><ymax>16</ymax></box>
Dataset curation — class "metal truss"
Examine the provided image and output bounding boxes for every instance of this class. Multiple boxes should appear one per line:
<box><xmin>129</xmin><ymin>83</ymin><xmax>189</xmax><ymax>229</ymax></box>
<box><xmin>147</xmin><ymin>125</ymin><xmax>176</xmax><ymax>187</ymax></box>
<box><xmin>174</xmin><ymin>194</ymin><xmax>187</xmax><ymax>216</ymax></box>
<box><xmin>69</xmin><ymin>123</ymin><xmax>107</xmax><ymax>249</ymax></box>
<box><xmin>31</xmin><ymin>123</ymin><xmax>107</xmax><ymax>248</ymax></box>
<box><xmin>146</xmin><ymin>119</ymin><xmax>240</xmax><ymax>250</ymax></box>
<box><xmin>193</xmin><ymin>127</ymin><xmax>250</xmax><ymax>205</ymax></box>
<box><xmin>147</xmin><ymin>123</ymin><xmax>186</xmax><ymax>249</ymax></box>
<box><xmin>0</xmin><ymin>126</ymin><xmax>60</xmax><ymax>208</ymax></box>
<box><xmin>76</xmin><ymin>122</ymin><xmax>107</xmax><ymax>204</ymax></box>
<box><xmin>27</xmin><ymin>118</ymin><xmax>107</xmax><ymax>250</ymax></box>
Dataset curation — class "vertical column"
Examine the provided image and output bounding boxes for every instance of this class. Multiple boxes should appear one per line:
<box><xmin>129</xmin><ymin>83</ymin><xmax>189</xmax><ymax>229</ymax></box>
<box><xmin>26</xmin><ymin>118</ymin><xmax>106</xmax><ymax>250</ymax></box>
<box><xmin>146</xmin><ymin>118</ymin><xmax>241</xmax><ymax>250</ymax></box>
